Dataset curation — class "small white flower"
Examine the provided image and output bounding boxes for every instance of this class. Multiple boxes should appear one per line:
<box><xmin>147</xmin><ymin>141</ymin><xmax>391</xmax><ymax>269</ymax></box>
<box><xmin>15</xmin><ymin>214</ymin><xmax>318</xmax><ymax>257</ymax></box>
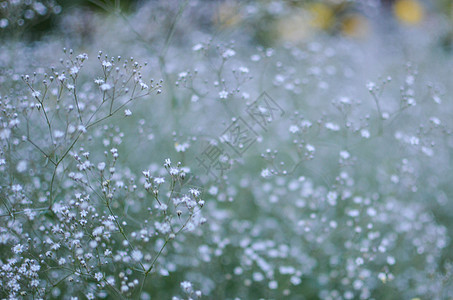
<box><xmin>140</xmin><ymin>81</ymin><xmax>149</xmax><ymax>89</ymax></box>
<box><xmin>433</xmin><ymin>95</ymin><xmax>442</xmax><ymax>104</ymax></box>
<box><xmin>12</xmin><ymin>184</ymin><xmax>22</xmax><ymax>192</ymax></box>
<box><xmin>189</xmin><ymin>188</ymin><xmax>200</xmax><ymax>197</ymax></box>
<box><xmin>290</xmin><ymin>276</ymin><xmax>301</xmax><ymax>285</ymax></box>
<box><xmin>289</xmin><ymin>125</ymin><xmax>299</xmax><ymax>133</ymax></box>
<box><xmin>239</xmin><ymin>66</ymin><xmax>249</xmax><ymax>73</ymax></box>
<box><xmin>406</xmin><ymin>75</ymin><xmax>414</xmax><ymax>85</ymax></box>
<box><xmin>340</xmin><ymin>150</ymin><xmax>350</xmax><ymax>160</ymax></box>
<box><xmin>429</xmin><ymin>117</ymin><xmax>441</xmax><ymax>126</ymax></box>
<box><xmin>253</xmin><ymin>272</ymin><xmax>264</xmax><ymax>282</ymax></box>
<box><xmin>93</xmin><ymin>226</ymin><xmax>104</xmax><ymax>236</ymax></box>
<box><xmin>97</xmin><ymin>162</ymin><xmax>106</xmax><ymax>171</ymax></box>
<box><xmin>421</xmin><ymin>146</ymin><xmax>434</xmax><ymax>157</ymax></box>
<box><xmin>102</xmin><ymin>61</ymin><xmax>112</xmax><ymax>68</ymax></box>
<box><xmin>366</xmin><ymin>81</ymin><xmax>376</xmax><ymax>91</ymax></box>
<box><xmin>0</xmin><ymin>128</ymin><xmax>11</xmax><ymax>140</ymax></box>
<box><xmin>164</xmin><ymin>158</ymin><xmax>171</xmax><ymax>167</ymax></box>
<box><xmin>175</xmin><ymin>142</ymin><xmax>189</xmax><ymax>152</ymax></box>
<box><xmin>30</xmin><ymin>279</ymin><xmax>39</xmax><ymax>288</ymax></box>
<box><xmin>306</xmin><ymin>144</ymin><xmax>315</xmax><ymax>152</ymax></box>
<box><xmin>13</xmin><ymin>244</ymin><xmax>24</xmax><ymax>254</ymax></box>
<box><xmin>261</xmin><ymin>168</ymin><xmax>272</xmax><ymax>178</ymax></box>
<box><xmin>339</xmin><ymin>96</ymin><xmax>351</xmax><ymax>104</ymax></box>
<box><xmin>54</xmin><ymin>130</ymin><xmax>64</xmax><ymax>138</ymax></box>
<box><xmin>192</xmin><ymin>43</ymin><xmax>203</xmax><ymax>51</ymax></box>
<box><xmin>222</xmin><ymin>49</ymin><xmax>236</xmax><ymax>58</ymax></box>
<box><xmin>86</xmin><ymin>293</ymin><xmax>95</xmax><ymax>300</ymax></box>
<box><xmin>16</xmin><ymin>160</ymin><xmax>27</xmax><ymax>173</ymax></box>
<box><xmin>387</xmin><ymin>256</ymin><xmax>396</xmax><ymax>265</ymax></box>
<box><xmin>94</xmin><ymin>272</ymin><xmax>103</xmax><ymax>281</ymax></box>
<box><xmin>268</xmin><ymin>281</ymin><xmax>278</xmax><ymax>290</ymax></box>
<box><xmin>191</xmin><ymin>94</ymin><xmax>199</xmax><ymax>102</ymax></box>
<box><xmin>325</xmin><ymin>122</ymin><xmax>340</xmax><ymax>131</ymax></box>
<box><xmin>124</xmin><ymin>109</ymin><xmax>132</xmax><ymax>116</ymax></box>
<box><xmin>155</xmin><ymin>221</ymin><xmax>171</xmax><ymax>234</ymax></box>
<box><xmin>31</xmin><ymin>90</ymin><xmax>41</xmax><ymax>98</ymax></box>
<box><xmin>131</xmin><ymin>250</ymin><xmax>143</xmax><ymax>261</ymax></box>
<box><xmin>409</xmin><ymin>136</ymin><xmax>419</xmax><ymax>145</ymax></box>
<box><xmin>209</xmin><ymin>186</ymin><xmax>218</xmax><ymax>195</ymax></box>
<box><xmin>77</xmin><ymin>53</ymin><xmax>88</xmax><ymax>60</ymax></box>
<box><xmin>70</xmin><ymin>66</ymin><xmax>79</xmax><ymax>75</ymax></box>
<box><xmin>360</xmin><ymin>129</ymin><xmax>370</xmax><ymax>139</ymax></box>
<box><xmin>180</xmin><ymin>281</ymin><xmax>193</xmax><ymax>293</ymax></box>
<box><xmin>100</xmin><ymin>83</ymin><xmax>112</xmax><ymax>91</ymax></box>
<box><xmin>0</xmin><ymin>18</ymin><xmax>8</xmax><ymax>28</ymax></box>
<box><xmin>327</xmin><ymin>191</ymin><xmax>337</xmax><ymax>206</ymax></box>
<box><xmin>219</xmin><ymin>90</ymin><xmax>228</xmax><ymax>99</ymax></box>
<box><xmin>251</xmin><ymin>54</ymin><xmax>261</xmax><ymax>61</ymax></box>
<box><xmin>301</xmin><ymin>120</ymin><xmax>312</xmax><ymax>128</ymax></box>
<box><xmin>154</xmin><ymin>177</ymin><xmax>165</xmax><ymax>184</ymax></box>
<box><xmin>77</xmin><ymin>125</ymin><xmax>87</xmax><ymax>133</ymax></box>
<box><xmin>348</xmin><ymin>209</ymin><xmax>360</xmax><ymax>217</ymax></box>
<box><xmin>33</xmin><ymin>2</ymin><xmax>47</xmax><ymax>15</ymax></box>
<box><xmin>407</xmin><ymin>98</ymin><xmax>416</xmax><ymax>106</ymax></box>
<box><xmin>94</xmin><ymin>78</ymin><xmax>104</xmax><ymax>85</ymax></box>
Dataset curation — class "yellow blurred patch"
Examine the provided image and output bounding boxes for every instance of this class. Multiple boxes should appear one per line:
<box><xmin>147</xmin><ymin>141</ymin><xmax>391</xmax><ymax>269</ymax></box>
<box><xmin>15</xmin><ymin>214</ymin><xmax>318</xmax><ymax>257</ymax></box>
<box><xmin>394</xmin><ymin>0</ymin><xmax>424</xmax><ymax>25</ymax></box>
<box><xmin>308</xmin><ymin>3</ymin><xmax>334</xmax><ymax>30</ymax></box>
<box><xmin>341</xmin><ymin>15</ymin><xmax>368</xmax><ymax>38</ymax></box>
<box><xmin>277</xmin><ymin>11</ymin><xmax>311</xmax><ymax>42</ymax></box>
<box><xmin>214</xmin><ymin>2</ymin><xmax>242</xmax><ymax>28</ymax></box>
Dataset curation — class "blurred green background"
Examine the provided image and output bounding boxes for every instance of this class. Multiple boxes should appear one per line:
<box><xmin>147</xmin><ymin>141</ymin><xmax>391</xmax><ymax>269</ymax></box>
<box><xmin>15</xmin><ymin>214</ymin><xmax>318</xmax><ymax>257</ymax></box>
<box><xmin>2</xmin><ymin>0</ymin><xmax>453</xmax><ymax>50</ymax></box>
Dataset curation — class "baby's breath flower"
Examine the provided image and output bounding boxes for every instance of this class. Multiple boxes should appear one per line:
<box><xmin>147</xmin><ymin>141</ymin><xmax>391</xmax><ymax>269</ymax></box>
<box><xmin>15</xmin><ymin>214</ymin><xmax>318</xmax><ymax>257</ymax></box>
<box><xmin>189</xmin><ymin>188</ymin><xmax>200</xmax><ymax>197</ymax></box>
<box><xmin>164</xmin><ymin>158</ymin><xmax>171</xmax><ymax>167</ymax></box>
<box><xmin>325</xmin><ymin>122</ymin><xmax>340</xmax><ymax>131</ymax></box>
<box><xmin>12</xmin><ymin>244</ymin><xmax>24</xmax><ymax>254</ymax></box>
<box><xmin>222</xmin><ymin>49</ymin><xmax>236</xmax><ymax>58</ymax></box>
<box><xmin>131</xmin><ymin>250</ymin><xmax>143</xmax><ymax>261</ymax></box>
<box><xmin>219</xmin><ymin>90</ymin><xmax>228</xmax><ymax>99</ymax></box>
<box><xmin>175</xmin><ymin>142</ymin><xmax>189</xmax><ymax>152</ymax></box>
<box><xmin>70</xmin><ymin>66</ymin><xmax>79</xmax><ymax>75</ymax></box>
<box><xmin>94</xmin><ymin>272</ymin><xmax>103</xmax><ymax>281</ymax></box>
<box><xmin>289</xmin><ymin>125</ymin><xmax>299</xmax><ymax>133</ymax></box>
<box><xmin>180</xmin><ymin>281</ymin><xmax>193</xmax><ymax>293</ymax></box>
<box><xmin>261</xmin><ymin>168</ymin><xmax>272</xmax><ymax>178</ymax></box>
<box><xmin>100</xmin><ymin>83</ymin><xmax>112</xmax><ymax>91</ymax></box>
<box><xmin>154</xmin><ymin>177</ymin><xmax>165</xmax><ymax>184</ymax></box>
<box><xmin>192</xmin><ymin>43</ymin><xmax>203</xmax><ymax>51</ymax></box>
<box><xmin>102</xmin><ymin>61</ymin><xmax>112</xmax><ymax>68</ymax></box>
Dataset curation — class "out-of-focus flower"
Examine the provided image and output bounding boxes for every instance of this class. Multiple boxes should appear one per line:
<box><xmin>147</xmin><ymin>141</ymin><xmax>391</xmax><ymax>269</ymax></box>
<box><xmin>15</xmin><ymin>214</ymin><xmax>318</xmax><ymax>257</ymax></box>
<box><xmin>394</xmin><ymin>0</ymin><xmax>424</xmax><ymax>25</ymax></box>
<box><xmin>277</xmin><ymin>10</ymin><xmax>310</xmax><ymax>42</ymax></box>
<box><xmin>341</xmin><ymin>14</ymin><xmax>368</xmax><ymax>38</ymax></box>
<box><xmin>214</xmin><ymin>1</ymin><xmax>242</xmax><ymax>28</ymax></box>
<box><xmin>308</xmin><ymin>2</ymin><xmax>334</xmax><ymax>30</ymax></box>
